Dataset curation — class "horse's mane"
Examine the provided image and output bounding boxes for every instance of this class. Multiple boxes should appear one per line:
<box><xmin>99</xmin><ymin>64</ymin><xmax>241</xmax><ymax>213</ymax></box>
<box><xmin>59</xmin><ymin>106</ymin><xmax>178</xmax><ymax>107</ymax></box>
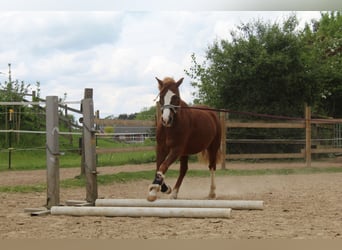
<box><xmin>162</xmin><ymin>77</ymin><xmax>175</xmax><ymax>83</ymax></box>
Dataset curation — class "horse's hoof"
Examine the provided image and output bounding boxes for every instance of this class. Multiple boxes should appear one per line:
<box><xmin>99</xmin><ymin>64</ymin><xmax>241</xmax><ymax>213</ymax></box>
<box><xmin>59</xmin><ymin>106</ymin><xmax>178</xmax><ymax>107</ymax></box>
<box><xmin>169</xmin><ymin>189</ymin><xmax>178</xmax><ymax>199</ymax></box>
<box><xmin>147</xmin><ymin>194</ymin><xmax>157</xmax><ymax>202</ymax></box>
<box><xmin>147</xmin><ymin>184</ymin><xmax>160</xmax><ymax>202</ymax></box>
<box><xmin>208</xmin><ymin>193</ymin><xmax>216</xmax><ymax>200</ymax></box>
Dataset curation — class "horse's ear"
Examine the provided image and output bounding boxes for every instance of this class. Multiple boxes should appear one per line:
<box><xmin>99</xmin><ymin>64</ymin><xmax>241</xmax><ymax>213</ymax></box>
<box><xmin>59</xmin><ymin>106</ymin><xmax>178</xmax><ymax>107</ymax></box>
<box><xmin>156</xmin><ymin>77</ymin><xmax>163</xmax><ymax>90</ymax></box>
<box><xmin>176</xmin><ymin>77</ymin><xmax>184</xmax><ymax>87</ymax></box>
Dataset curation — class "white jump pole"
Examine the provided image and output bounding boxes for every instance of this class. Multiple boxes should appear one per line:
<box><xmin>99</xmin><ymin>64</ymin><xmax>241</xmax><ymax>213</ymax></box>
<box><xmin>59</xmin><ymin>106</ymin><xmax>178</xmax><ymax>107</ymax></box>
<box><xmin>95</xmin><ymin>199</ymin><xmax>264</xmax><ymax>210</ymax></box>
<box><xmin>50</xmin><ymin>206</ymin><xmax>232</xmax><ymax>218</ymax></box>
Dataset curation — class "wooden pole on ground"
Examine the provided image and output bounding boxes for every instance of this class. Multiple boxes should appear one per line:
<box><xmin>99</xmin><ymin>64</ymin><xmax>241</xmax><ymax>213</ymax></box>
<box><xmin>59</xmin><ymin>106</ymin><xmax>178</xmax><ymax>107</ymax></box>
<box><xmin>95</xmin><ymin>199</ymin><xmax>264</xmax><ymax>210</ymax></box>
<box><xmin>46</xmin><ymin>96</ymin><xmax>60</xmax><ymax>208</ymax></box>
<box><xmin>51</xmin><ymin>206</ymin><xmax>232</xmax><ymax>218</ymax></box>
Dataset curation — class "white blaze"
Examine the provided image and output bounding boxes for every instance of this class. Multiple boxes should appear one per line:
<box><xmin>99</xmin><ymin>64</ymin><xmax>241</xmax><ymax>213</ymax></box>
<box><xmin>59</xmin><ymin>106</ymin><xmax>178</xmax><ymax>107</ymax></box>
<box><xmin>162</xmin><ymin>90</ymin><xmax>175</xmax><ymax>124</ymax></box>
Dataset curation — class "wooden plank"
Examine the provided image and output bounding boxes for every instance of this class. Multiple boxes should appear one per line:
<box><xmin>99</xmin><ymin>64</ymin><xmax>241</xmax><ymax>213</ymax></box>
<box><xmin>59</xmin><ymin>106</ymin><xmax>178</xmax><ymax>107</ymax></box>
<box><xmin>310</xmin><ymin>148</ymin><xmax>342</xmax><ymax>154</ymax></box>
<box><xmin>311</xmin><ymin>119</ymin><xmax>342</xmax><ymax>124</ymax></box>
<box><xmin>226</xmin><ymin>122</ymin><xmax>305</xmax><ymax>129</ymax></box>
<box><xmin>226</xmin><ymin>152</ymin><xmax>304</xmax><ymax>160</ymax></box>
<box><xmin>65</xmin><ymin>200</ymin><xmax>92</xmax><ymax>206</ymax></box>
<box><xmin>31</xmin><ymin>210</ymin><xmax>51</xmax><ymax>216</ymax></box>
<box><xmin>24</xmin><ymin>208</ymin><xmax>49</xmax><ymax>213</ymax></box>
<box><xmin>94</xmin><ymin>118</ymin><xmax>155</xmax><ymax>127</ymax></box>
<box><xmin>24</xmin><ymin>208</ymin><xmax>51</xmax><ymax>216</ymax></box>
<box><xmin>227</xmin><ymin>139</ymin><xmax>305</xmax><ymax>144</ymax></box>
<box><xmin>51</xmin><ymin>206</ymin><xmax>232</xmax><ymax>218</ymax></box>
<box><xmin>96</xmin><ymin>146</ymin><xmax>155</xmax><ymax>154</ymax></box>
<box><xmin>96</xmin><ymin>198</ymin><xmax>264</xmax><ymax>210</ymax></box>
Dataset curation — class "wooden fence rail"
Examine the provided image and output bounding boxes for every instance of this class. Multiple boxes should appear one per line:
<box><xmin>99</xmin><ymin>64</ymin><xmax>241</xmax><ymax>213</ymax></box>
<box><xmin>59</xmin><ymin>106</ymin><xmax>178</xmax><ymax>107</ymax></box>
<box><xmin>95</xmin><ymin>104</ymin><xmax>342</xmax><ymax>169</ymax></box>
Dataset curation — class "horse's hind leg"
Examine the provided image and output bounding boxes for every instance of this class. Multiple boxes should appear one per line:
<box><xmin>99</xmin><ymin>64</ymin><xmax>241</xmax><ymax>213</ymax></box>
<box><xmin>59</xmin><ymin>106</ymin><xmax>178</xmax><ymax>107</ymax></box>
<box><xmin>169</xmin><ymin>155</ymin><xmax>188</xmax><ymax>199</ymax></box>
<box><xmin>207</xmin><ymin>149</ymin><xmax>218</xmax><ymax>199</ymax></box>
<box><xmin>208</xmin><ymin>168</ymin><xmax>216</xmax><ymax>199</ymax></box>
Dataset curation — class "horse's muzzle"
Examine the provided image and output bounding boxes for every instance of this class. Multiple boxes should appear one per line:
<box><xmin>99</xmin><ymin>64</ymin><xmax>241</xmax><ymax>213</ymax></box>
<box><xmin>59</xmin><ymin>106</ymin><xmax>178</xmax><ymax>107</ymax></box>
<box><xmin>161</xmin><ymin>116</ymin><xmax>173</xmax><ymax>127</ymax></box>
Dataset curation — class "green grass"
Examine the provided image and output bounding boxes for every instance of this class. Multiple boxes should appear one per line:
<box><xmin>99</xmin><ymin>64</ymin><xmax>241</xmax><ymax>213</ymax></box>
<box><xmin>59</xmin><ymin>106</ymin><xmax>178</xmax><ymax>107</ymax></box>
<box><xmin>1</xmin><ymin>166</ymin><xmax>342</xmax><ymax>193</ymax></box>
<box><xmin>97</xmin><ymin>151</ymin><xmax>156</xmax><ymax>166</ymax></box>
<box><xmin>0</xmin><ymin>139</ymin><xmax>156</xmax><ymax>171</ymax></box>
<box><xmin>0</xmin><ymin>150</ymin><xmax>82</xmax><ymax>171</ymax></box>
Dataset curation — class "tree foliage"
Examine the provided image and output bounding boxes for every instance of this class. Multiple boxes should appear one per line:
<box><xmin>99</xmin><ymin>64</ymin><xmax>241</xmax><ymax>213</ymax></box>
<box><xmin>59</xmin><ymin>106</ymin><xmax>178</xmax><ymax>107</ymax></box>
<box><xmin>186</xmin><ymin>12</ymin><xmax>342</xmax><ymax>118</ymax></box>
<box><xmin>0</xmin><ymin>78</ymin><xmax>43</xmax><ymax>147</ymax></box>
<box><xmin>0</xmin><ymin>68</ymin><xmax>76</xmax><ymax>148</ymax></box>
<box><xmin>302</xmin><ymin>12</ymin><xmax>342</xmax><ymax>117</ymax></box>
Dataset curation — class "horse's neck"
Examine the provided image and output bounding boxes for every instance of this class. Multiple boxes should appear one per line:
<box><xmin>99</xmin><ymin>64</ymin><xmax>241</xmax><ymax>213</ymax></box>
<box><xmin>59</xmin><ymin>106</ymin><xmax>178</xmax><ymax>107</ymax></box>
<box><xmin>180</xmin><ymin>100</ymin><xmax>188</xmax><ymax>107</ymax></box>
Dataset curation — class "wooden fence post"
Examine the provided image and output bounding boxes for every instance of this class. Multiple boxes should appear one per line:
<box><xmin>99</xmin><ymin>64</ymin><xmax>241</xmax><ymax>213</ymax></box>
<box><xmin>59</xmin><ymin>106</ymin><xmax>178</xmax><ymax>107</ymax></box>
<box><xmin>220</xmin><ymin>112</ymin><xmax>227</xmax><ymax>169</ymax></box>
<box><xmin>305</xmin><ymin>104</ymin><xmax>312</xmax><ymax>168</ymax></box>
<box><xmin>82</xmin><ymin>88</ymin><xmax>98</xmax><ymax>204</ymax></box>
<box><xmin>46</xmin><ymin>96</ymin><xmax>60</xmax><ymax>208</ymax></box>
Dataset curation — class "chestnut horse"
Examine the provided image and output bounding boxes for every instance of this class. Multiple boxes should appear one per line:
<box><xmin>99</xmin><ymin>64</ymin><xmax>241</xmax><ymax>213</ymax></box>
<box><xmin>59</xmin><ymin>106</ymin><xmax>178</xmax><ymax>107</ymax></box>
<box><xmin>147</xmin><ymin>77</ymin><xmax>221</xmax><ymax>201</ymax></box>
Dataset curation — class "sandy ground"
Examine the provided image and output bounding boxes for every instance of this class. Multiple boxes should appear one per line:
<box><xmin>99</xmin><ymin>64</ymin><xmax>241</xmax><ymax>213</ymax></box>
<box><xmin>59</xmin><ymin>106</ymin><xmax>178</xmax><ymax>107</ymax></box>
<box><xmin>1</xmin><ymin>161</ymin><xmax>342</xmax><ymax>239</ymax></box>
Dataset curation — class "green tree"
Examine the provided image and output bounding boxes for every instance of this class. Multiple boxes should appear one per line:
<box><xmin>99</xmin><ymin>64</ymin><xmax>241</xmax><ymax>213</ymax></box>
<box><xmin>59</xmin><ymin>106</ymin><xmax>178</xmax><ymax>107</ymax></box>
<box><xmin>186</xmin><ymin>14</ymin><xmax>316</xmax><ymax>118</ymax></box>
<box><xmin>0</xmin><ymin>77</ymin><xmax>43</xmax><ymax>146</ymax></box>
<box><xmin>302</xmin><ymin>11</ymin><xmax>342</xmax><ymax>117</ymax></box>
<box><xmin>186</xmin><ymin>12</ymin><xmax>342</xmax><ymax>119</ymax></box>
<box><xmin>185</xmin><ymin>14</ymin><xmax>323</xmax><ymax>154</ymax></box>
<box><xmin>135</xmin><ymin>106</ymin><xmax>156</xmax><ymax>120</ymax></box>
<box><xmin>0</xmin><ymin>65</ymin><xmax>76</xmax><ymax>148</ymax></box>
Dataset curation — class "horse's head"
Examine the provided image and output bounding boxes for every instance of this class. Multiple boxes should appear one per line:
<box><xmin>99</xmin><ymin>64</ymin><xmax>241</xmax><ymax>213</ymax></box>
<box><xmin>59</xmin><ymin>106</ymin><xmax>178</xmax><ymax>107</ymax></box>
<box><xmin>156</xmin><ymin>77</ymin><xmax>184</xmax><ymax>127</ymax></box>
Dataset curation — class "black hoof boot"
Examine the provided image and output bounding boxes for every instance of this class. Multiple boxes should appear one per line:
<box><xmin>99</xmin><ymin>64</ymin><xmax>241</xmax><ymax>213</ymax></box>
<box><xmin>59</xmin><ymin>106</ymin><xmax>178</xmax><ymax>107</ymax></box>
<box><xmin>161</xmin><ymin>183</ymin><xmax>172</xmax><ymax>194</ymax></box>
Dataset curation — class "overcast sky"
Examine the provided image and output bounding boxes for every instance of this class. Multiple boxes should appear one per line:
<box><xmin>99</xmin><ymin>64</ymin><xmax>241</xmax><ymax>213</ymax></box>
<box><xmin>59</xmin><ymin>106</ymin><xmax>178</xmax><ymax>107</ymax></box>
<box><xmin>0</xmin><ymin>10</ymin><xmax>323</xmax><ymax>117</ymax></box>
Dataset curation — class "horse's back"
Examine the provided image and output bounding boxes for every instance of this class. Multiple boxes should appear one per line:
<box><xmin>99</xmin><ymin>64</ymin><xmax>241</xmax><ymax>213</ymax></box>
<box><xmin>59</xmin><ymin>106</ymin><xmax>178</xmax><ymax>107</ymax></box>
<box><xmin>191</xmin><ymin>105</ymin><xmax>221</xmax><ymax>133</ymax></box>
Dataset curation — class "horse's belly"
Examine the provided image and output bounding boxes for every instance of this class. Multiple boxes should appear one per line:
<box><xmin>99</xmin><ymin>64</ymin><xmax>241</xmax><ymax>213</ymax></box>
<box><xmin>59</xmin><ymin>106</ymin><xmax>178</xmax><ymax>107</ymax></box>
<box><xmin>183</xmin><ymin>132</ymin><xmax>216</xmax><ymax>155</ymax></box>
<box><xmin>180</xmin><ymin>117</ymin><xmax>217</xmax><ymax>154</ymax></box>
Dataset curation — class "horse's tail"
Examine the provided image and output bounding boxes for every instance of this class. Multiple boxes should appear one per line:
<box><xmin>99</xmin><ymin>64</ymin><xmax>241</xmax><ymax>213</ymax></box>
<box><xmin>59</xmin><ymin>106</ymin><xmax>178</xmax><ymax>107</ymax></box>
<box><xmin>198</xmin><ymin>148</ymin><xmax>222</xmax><ymax>165</ymax></box>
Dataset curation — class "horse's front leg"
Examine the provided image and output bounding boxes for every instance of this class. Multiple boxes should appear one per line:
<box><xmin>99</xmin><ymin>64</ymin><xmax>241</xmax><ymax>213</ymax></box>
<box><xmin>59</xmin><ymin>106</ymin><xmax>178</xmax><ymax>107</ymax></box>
<box><xmin>147</xmin><ymin>148</ymin><xmax>180</xmax><ymax>202</ymax></box>
<box><xmin>169</xmin><ymin>155</ymin><xmax>188</xmax><ymax>199</ymax></box>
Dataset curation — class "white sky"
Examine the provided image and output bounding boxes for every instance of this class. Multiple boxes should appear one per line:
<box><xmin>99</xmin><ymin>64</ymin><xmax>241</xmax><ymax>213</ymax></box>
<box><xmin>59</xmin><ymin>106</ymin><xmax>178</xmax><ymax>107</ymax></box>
<box><xmin>0</xmin><ymin>10</ymin><xmax>324</xmax><ymax>117</ymax></box>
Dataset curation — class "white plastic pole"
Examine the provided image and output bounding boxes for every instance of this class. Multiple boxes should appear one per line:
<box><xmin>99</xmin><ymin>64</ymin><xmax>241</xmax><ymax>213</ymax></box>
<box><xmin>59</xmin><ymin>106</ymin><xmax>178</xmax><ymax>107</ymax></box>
<box><xmin>50</xmin><ymin>206</ymin><xmax>232</xmax><ymax>218</ymax></box>
<box><xmin>95</xmin><ymin>199</ymin><xmax>264</xmax><ymax>210</ymax></box>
